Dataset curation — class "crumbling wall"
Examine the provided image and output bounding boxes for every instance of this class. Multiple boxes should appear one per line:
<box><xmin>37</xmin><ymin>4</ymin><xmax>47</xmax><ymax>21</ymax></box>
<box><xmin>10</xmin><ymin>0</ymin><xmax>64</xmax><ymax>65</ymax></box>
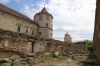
<box><xmin>0</xmin><ymin>29</ymin><xmax>88</xmax><ymax>58</ymax></box>
<box><xmin>34</xmin><ymin>40</ymin><xmax>47</xmax><ymax>52</ymax></box>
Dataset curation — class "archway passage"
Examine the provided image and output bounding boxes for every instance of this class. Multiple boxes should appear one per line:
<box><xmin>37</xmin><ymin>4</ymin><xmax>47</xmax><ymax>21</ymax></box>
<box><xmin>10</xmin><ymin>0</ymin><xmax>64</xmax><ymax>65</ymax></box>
<box><xmin>47</xmin><ymin>43</ymin><xmax>52</xmax><ymax>52</ymax></box>
<box><xmin>27</xmin><ymin>42</ymin><xmax>35</xmax><ymax>53</ymax></box>
<box><xmin>61</xmin><ymin>47</ymin><xmax>63</xmax><ymax>52</ymax></box>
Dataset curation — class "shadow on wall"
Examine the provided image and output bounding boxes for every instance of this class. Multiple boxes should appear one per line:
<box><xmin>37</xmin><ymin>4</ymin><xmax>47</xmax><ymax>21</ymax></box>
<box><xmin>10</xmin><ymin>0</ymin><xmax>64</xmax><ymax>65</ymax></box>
<box><xmin>77</xmin><ymin>47</ymin><xmax>99</xmax><ymax>66</ymax></box>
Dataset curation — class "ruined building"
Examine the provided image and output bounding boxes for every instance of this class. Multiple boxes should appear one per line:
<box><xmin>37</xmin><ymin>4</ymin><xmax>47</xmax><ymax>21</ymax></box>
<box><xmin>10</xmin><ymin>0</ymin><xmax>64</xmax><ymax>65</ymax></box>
<box><xmin>93</xmin><ymin>0</ymin><xmax>100</xmax><ymax>61</ymax></box>
<box><xmin>0</xmin><ymin>4</ymin><xmax>88</xmax><ymax>58</ymax></box>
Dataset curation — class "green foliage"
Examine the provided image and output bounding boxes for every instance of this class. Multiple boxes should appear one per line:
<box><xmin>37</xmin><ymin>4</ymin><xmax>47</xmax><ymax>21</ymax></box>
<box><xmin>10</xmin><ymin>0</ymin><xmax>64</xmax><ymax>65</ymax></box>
<box><xmin>0</xmin><ymin>59</ymin><xmax>7</xmax><ymax>66</ymax></box>
<box><xmin>83</xmin><ymin>39</ymin><xmax>93</xmax><ymax>47</ymax></box>
<box><xmin>0</xmin><ymin>59</ymin><xmax>7</xmax><ymax>64</ymax></box>
<box><xmin>24</xmin><ymin>62</ymin><xmax>32</xmax><ymax>66</ymax></box>
<box><xmin>48</xmin><ymin>64</ymin><xmax>54</xmax><ymax>66</ymax></box>
<box><xmin>77</xmin><ymin>39</ymin><xmax>93</xmax><ymax>47</ymax></box>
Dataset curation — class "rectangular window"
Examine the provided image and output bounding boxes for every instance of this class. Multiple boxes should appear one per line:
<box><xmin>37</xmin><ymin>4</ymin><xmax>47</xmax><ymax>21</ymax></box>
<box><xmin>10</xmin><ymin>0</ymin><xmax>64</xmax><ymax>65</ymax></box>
<box><xmin>38</xmin><ymin>32</ymin><xmax>41</xmax><ymax>36</ymax></box>
<box><xmin>17</xmin><ymin>26</ymin><xmax>21</xmax><ymax>32</ymax></box>
<box><xmin>46</xmin><ymin>23</ymin><xmax>48</xmax><ymax>27</ymax></box>
<box><xmin>25</xmin><ymin>28</ymin><xmax>28</xmax><ymax>34</ymax></box>
<box><xmin>39</xmin><ymin>15</ymin><xmax>42</xmax><ymax>20</ymax></box>
<box><xmin>46</xmin><ymin>15</ymin><xmax>49</xmax><ymax>20</ymax></box>
<box><xmin>32</xmin><ymin>30</ymin><xmax>35</xmax><ymax>35</ymax></box>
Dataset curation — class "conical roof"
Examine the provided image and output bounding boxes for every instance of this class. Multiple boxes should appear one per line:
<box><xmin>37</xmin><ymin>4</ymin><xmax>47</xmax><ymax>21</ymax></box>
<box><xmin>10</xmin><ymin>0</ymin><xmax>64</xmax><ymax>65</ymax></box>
<box><xmin>41</xmin><ymin>7</ymin><xmax>48</xmax><ymax>13</ymax></box>
<box><xmin>34</xmin><ymin>6</ymin><xmax>53</xmax><ymax>19</ymax></box>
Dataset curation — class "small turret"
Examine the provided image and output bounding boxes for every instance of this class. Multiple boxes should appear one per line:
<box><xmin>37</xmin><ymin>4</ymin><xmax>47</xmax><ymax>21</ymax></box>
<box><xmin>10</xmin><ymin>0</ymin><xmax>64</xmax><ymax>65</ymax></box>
<box><xmin>64</xmin><ymin>31</ymin><xmax>72</xmax><ymax>43</ymax></box>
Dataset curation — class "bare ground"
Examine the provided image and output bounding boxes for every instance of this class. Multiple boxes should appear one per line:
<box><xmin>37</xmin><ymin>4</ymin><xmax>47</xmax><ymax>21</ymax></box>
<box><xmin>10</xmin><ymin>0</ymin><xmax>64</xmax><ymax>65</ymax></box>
<box><xmin>34</xmin><ymin>60</ymin><xmax>78</xmax><ymax>66</ymax></box>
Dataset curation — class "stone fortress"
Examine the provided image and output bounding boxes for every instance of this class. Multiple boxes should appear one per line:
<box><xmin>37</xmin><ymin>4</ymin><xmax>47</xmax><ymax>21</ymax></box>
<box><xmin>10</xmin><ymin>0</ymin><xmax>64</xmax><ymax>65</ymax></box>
<box><xmin>0</xmin><ymin>3</ymin><xmax>88</xmax><ymax>64</ymax></box>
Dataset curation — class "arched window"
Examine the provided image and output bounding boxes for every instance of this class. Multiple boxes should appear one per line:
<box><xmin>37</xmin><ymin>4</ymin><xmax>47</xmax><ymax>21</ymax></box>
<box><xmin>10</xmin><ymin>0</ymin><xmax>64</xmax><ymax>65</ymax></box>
<box><xmin>16</xmin><ymin>23</ymin><xmax>22</xmax><ymax>32</ymax></box>
<box><xmin>39</xmin><ymin>15</ymin><xmax>42</xmax><ymax>20</ymax></box>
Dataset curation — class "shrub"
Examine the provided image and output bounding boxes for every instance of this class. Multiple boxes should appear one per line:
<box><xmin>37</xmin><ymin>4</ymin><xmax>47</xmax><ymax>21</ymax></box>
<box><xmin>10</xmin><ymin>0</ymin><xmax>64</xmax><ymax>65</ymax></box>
<box><xmin>0</xmin><ymin>60</ymin><xmax>7</xmax><ymax>63</ymax></box>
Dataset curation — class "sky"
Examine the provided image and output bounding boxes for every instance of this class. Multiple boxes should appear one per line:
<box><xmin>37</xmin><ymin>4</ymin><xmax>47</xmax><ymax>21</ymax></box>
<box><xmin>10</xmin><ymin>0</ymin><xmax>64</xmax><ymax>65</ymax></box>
<box><xmin>0</xmin><ymin>0</ymin><xmax>96</xmax><ymax>42</ymax></box>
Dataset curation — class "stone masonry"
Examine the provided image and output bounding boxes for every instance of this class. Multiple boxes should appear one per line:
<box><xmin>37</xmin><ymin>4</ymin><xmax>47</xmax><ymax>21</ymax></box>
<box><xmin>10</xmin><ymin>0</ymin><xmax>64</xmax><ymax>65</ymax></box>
<box><xmin>93</xmin><ymin>0</ymin><xmax>100</xmax><ymax>61</ymax></box>
<box><xmin>0</xmin><ymin>28</ymin><xmax>88</xmax><ymax>58</ymax></box>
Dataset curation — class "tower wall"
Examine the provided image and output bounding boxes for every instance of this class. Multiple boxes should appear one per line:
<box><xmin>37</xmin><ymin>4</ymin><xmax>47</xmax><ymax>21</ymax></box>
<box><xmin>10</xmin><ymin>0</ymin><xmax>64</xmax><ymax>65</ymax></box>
<box><xmin>64</xmin><ymin>36</ymin><xmax>72</xmax><ymax>43</ymax></box>
<box><xmin>34</xmin><ymin>12</ymin><xmax>53</xmax><ymax>39</ymax></box>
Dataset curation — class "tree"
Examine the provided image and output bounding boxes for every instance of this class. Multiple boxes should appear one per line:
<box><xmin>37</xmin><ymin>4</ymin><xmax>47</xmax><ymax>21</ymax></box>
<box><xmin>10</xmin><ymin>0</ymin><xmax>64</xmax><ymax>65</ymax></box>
<box><xmin>83</xmin><ymin>39</ymin><xmax>93</xmax><ymax>47</ymax></box>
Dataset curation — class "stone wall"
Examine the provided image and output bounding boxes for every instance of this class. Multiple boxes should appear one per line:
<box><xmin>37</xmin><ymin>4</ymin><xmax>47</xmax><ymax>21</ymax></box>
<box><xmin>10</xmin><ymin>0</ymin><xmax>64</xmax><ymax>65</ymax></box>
<box><xmin>0</xmin><ymin>29</ymin><xmax>88</xmax><ymax>58</ymax></box>
<box><xmin>66</xmin><ymin>42</ymin><xmax>88</xmax><ymax>54</ymax></box>
<box><xmin>0</xmin><ymin>10</ymin><xmax>37</xmax><ymax>36</ymax></box>
<box><xmin>34</xmin><ymin>12</ymin><xmax>53</xmax><ymax>39</ymax></box>
<box><xmin>93</xmin><ymin>0</ymin><xmax>100</xmax><ymax>61</ymax></box>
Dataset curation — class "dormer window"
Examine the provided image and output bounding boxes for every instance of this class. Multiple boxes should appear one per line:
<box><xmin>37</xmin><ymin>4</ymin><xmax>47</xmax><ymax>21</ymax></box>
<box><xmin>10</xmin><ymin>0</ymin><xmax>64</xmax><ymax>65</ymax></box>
<box><xmin>39</xmin><ymin>15</ymin><xmax>42</xmax><ymax>20</ymax></box>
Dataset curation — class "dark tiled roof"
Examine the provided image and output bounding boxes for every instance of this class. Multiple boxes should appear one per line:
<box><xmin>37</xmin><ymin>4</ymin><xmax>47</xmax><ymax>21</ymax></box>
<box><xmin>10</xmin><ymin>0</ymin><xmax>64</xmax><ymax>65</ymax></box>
<box><xmin>41</xmin><ymin>7</ymin><xmax>48</xmax><ymax>13</ymax></box>
<box><xmin>0</xmin><ymin>4</ymin><xmax>38</xmax><ymax>25</ymax></box>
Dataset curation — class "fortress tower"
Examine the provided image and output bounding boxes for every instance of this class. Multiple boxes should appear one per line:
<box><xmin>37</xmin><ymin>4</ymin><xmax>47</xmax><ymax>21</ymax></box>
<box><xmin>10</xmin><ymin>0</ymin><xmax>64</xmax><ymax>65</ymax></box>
<box><xmin>64</xmin><ymin>32</ymin><xmax>72</xmax><ymax>43</ymax></box>
<box><xmin>34</xmin><ymin>6</ymin><xmax>53</xmax><ymax>39</ymax></box>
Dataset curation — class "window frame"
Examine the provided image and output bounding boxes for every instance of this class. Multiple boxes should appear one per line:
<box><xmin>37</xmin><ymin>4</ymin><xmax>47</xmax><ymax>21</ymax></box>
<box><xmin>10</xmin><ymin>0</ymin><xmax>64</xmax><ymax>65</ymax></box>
<box><xmin>17</xmin><ymin>25</ymin><xmax>21</xmax><ymax>32</ymax></box>
<box><xmin>46</xmin><ymin>23</ymin><xmax>48</xmax><ymax>27</ymax></box>
<box><xmin>25</xmin><ymin>27</ymin><xmax>29</xmax><ymax>34</ymax></box>
<box><xmin>39</xmin><ymin>15</ymin><xmax>42</xmax><ymax>20</ymax></box>
<box><xmin>32</xmin><ymin>29</ymin><xmax>35</xmax><ymax>35</ymax></box>
<box><xmin>46</xmin><ymin>15</ymin><xmax>49</xmax><ymax>20</ymax></box>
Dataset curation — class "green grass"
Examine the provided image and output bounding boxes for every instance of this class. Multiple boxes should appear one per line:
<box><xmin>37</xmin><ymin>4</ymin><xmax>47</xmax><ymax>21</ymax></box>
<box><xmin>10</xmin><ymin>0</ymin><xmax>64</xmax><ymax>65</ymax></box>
<box><xmin>32</xmin><ymin>56</ymin><xmax>68</xmax><ymax>64</ymax></box>
<box><xmin>0</xmin><ymin>64</ymin><xmax>2</xmax><ymax>66</ymax></box>
<box><xmin>22</xmin><ymin>56</ymin><xmax>69</xmax><ymax>66</ymax></box>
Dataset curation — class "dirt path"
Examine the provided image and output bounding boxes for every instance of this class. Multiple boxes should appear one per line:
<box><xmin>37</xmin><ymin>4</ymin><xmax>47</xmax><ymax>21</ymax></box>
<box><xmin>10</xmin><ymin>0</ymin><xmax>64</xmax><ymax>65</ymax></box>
<box><xmin>34</xmin><ymin>60</ymin><xmax>78</xmax><ymax>66</ymax></box>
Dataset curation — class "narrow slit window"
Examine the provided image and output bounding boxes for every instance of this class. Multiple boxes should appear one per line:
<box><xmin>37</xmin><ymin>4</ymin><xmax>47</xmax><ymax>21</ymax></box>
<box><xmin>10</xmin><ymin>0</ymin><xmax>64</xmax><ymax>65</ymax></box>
<box><xmin>46</xmin><ymin>23</ymin><xmax>48</xmax><ymax>27</ymax></box>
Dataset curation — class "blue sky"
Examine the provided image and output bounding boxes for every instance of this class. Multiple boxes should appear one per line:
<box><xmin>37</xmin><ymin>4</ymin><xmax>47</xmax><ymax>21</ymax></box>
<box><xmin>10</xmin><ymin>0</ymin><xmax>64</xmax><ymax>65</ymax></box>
<box><xmin>0</xmin><ymin>0</ymin><xmax>96</xmax><ymax>42</ymax></box>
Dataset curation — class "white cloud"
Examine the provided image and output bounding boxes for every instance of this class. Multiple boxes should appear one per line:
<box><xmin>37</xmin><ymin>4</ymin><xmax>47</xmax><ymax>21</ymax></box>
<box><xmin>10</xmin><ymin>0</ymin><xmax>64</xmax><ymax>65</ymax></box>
<box><xmin>0</xmin><ymin>0</ymin><xmax>10</xmax><ymax>3</ymax></box>
<box><xmin>21</xmin><ymin>0</ymin><xmax>96</xmax><ymax>42</ymax></box>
